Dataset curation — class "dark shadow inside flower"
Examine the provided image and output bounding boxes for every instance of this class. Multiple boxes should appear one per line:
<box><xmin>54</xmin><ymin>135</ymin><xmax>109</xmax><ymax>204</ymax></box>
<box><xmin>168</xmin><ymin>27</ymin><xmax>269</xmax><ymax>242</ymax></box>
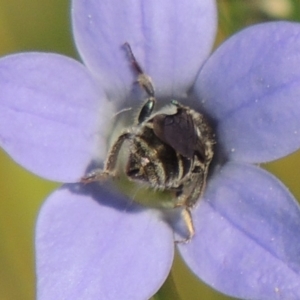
<box><xmin>60</xmin><ymin>157</ymin><xmax>197</xmax><ymax>242</ymax></box>
<box><xmin>61</xmin><ymin>181</ymin><xmax>143</xmax><ymax>214</ymax></box>
<box><xmin>61</xmin><ymin>181</ymin><xmax>191</xmax><ymax>242</ymax></box>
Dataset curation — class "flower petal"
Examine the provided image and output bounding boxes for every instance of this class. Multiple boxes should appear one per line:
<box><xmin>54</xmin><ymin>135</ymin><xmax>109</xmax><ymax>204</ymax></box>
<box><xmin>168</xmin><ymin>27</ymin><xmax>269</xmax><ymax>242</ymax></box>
<box><xmin>179</xmin><ymin>162</ymin><xmax>300</xmax><ymax>299</ymax></box>
<box><xmin>36</xmin><ymin>184</ymin><xmax>174</xmax><ymax>300</ymax></box>
<box><xmin>0</xmin><ymin>53</ymin><xmax>113</xmax><ymax>182</ymax></box>
<box><xmin>72</xmin><ymin>0</ymin><xmax>217</xmax><ymax>99</ymax></box>
<box><xmin>195</xmin><ymin>22</ymin><xmax>300</xmax><ymax>163</ymax></box>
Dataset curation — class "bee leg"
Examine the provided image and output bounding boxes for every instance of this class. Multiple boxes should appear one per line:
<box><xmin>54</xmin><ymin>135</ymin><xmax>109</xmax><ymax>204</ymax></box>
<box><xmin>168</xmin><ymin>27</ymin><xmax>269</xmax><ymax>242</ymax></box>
<box><xmin>81</xmin><ymin>169</ymin><xmax>111</xmax><ymax>184</ymax></box>
<box><xmin>104</xmin><ymin>132</ymin><xmax>131</xmax><ymax>170</ymax></box>
<box><xmin>172</xmin><ymin>185</ymin><xmax>196</xmax><ymax>243</ymax></box>
<box><xmin>81</xmin><ymin>132</ymin><xmax>131</xmax><ymax>184</ymax></box>
<box><xmin>175</xmin><ymin>207</ymin><xmax>195</xmax><ymax>244</ymax></box>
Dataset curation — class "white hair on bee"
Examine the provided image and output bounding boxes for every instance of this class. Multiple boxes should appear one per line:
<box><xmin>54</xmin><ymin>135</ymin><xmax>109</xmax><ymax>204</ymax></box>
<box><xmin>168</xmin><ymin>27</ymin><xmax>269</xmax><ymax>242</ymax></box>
<box><xmin>112</xmin><ymin>107</ymin><xmax>133</xmax><ymax>119</ymax></box>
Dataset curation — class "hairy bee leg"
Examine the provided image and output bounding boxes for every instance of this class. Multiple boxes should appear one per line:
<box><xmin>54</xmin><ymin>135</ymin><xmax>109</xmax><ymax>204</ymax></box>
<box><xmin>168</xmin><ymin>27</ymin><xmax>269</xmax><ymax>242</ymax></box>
<box><xmin>104</xmin><ymin>132</ymin><xmax>131</xmax><ymax>170</ymax></box>
<box><xmin>172</xmin><ymin>182</ymin><xmax>198</xmax><ymax>243</ymax></box>
<box><xmin>81</xmin><ymin>169</ymin><xmax>110</xmax><ymax>184</ymax></box>
<box><xmin>175</xmin><ymin>207</ymin><xmax>195</xmax><ymax>244</ymax></box>
<box><xmin>188</xmin><ymin>166</ymin><xmax>210</xmax><ymax>208</ymax></box>
<box><xmin>81</xmin><ymin>132</ymin><xmax>130</xmax><ymax>184</ymax></box>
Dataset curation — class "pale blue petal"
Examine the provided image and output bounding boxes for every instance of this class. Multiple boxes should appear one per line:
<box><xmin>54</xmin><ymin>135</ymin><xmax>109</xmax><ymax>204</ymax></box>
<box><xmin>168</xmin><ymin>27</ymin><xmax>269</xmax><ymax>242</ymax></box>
<box><xmin>36</xmin><ymin>184</ymin><xmax>174</xmax><ymax>300</ymax></box>
<box><xmin>195</xmin><ymin>22</ymin><xmax>300</xmax><ymax>163</ymax></box>
<box><xmin>72</xmin><ymin>0</ymin><xmax>217</xmax><ymax>100</ymax></box>
<box><xmin>0</xmin><ymin>53</ymin><xmax>113</xmax><ymax>182</ymax></box>
<box><xmin>179</xmin><ymin>162</ymin><xmax>300</xmax><ymax>299</ymax></box>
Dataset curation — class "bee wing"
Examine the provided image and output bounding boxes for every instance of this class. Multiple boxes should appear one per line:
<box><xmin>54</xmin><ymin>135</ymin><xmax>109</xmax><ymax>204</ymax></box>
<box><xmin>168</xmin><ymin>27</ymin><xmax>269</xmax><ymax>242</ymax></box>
<box><xmin>153</xmin><ymin>109</ymin><xmax>198</xmax><ymax>159</ymax></box>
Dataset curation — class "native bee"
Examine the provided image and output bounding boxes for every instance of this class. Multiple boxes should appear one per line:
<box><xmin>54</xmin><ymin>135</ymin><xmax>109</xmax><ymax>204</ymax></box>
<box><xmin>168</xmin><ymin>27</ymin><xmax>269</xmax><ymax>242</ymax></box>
<box><xmin>81</xmin><ymin>43</ymin><xmax>214</xmax><ymax>242</ymax></box>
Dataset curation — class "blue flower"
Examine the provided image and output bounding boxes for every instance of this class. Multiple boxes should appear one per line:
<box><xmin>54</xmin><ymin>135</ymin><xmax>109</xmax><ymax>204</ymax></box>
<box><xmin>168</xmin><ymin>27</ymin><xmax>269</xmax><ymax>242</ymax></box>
<box><xmin>1</xmin><ymin>0</ymin><xmax>300</xmax><ymax>299</ymax></box>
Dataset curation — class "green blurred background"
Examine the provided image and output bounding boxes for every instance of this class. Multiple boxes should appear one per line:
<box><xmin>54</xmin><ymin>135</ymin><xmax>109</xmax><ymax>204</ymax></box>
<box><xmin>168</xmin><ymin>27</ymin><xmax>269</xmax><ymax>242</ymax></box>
<box><xmin>1</xmin><ymin>0</ymin><xmax>300</xmax><ymax>299</ymax></box>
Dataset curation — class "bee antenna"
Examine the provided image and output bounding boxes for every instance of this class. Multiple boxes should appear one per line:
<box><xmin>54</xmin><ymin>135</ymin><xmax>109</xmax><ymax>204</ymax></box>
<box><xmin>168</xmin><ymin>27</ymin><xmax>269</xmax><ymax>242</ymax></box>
<box><xmin>138</xmin><ymin>97</ymin><xmax>155</xmax><ymax>124</ymax></box>
<box><xmin>123</xmin><ymin>42</ymin><xmax>155</xmax><ymax>98</ymax></box>
<box><xmin>123</xmin><ymin>42</ymin><xmax>144</xmax><ymax>75</ymax></box>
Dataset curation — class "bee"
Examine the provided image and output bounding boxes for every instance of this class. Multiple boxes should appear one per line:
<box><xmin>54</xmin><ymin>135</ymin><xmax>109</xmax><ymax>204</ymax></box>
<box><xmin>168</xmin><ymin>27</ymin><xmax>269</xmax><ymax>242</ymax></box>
<box><xmin>81</xmin><ymin>43</ymin><xmax>214</xmax><ymax>242</ymax></box>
